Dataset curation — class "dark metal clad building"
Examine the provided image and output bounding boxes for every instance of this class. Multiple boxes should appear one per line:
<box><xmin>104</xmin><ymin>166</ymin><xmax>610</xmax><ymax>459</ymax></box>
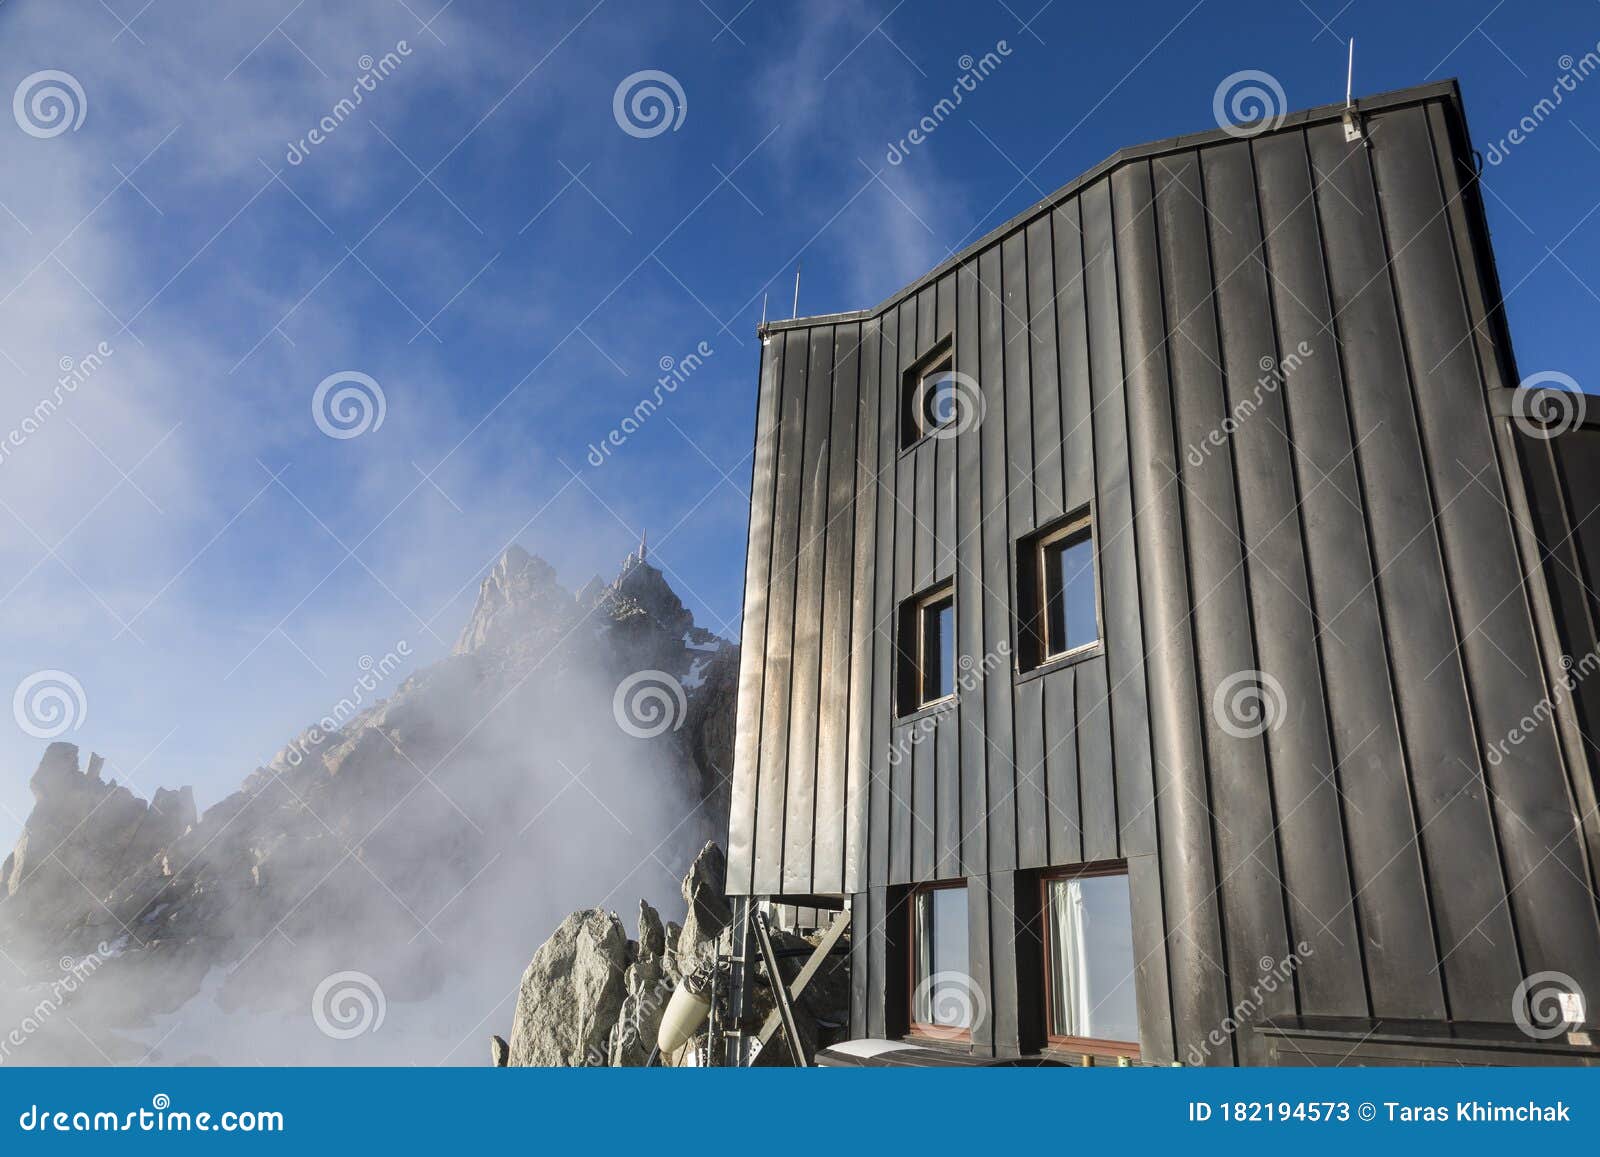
<box><xmin>725</xmin><ymin>80</ymin><xmax>1600</xmax><ymax>1066</ymax></box>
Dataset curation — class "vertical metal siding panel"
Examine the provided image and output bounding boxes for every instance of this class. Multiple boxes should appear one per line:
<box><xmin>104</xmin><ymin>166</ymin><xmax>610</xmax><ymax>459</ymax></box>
<box><xmin>1202</xmin><ymin>140</ymin><xmax>1365</xmax><ymax>1017</ymax></box>
<box><xmin>1081</xmin><ymin>183</ymin><xmax>1156</xmax><ymax>863</ymax></box>
<box><xmin>844</xmin><ymin>320</ymin><xmax>881</xmax><ymax>896</ymax></box>
<box><xmin>1087</xmin><ymin>174</ymin><xmax>1172</xmax><ymax>1062</ymax></box>
<box><xmin>1043</xmin><ymin>666</ymin><xmax>1081</xmax><ymax>863</ymax></box>
<box><xmin>753</xmin><ymin>329</ymin><xmax>812</xmax><ymax>894</ymax></box>
<box><xmin>968</xmin><ymin>872</ymin><xmax>996</xmax><ymax>1055</ymax></box>
<box><xmin>979</xmin><ymin>244</ymin><xmax>1019</xmax><ymax>873</ymax></box>
<box><xmin>1256</xmin><ymin>128</ymin><xmax>1442</xmax><ymax>1019</ymax></box>
<box><xmin>1379</xmin><ymin>106</ymin><xmax>1600</xmax><ymax>997</ymax></box>
<box><xmin>1310</xmin><ymin>120</ymin><xmax>1520</xmax><ymax>1018</ymax></box>
<box><xmin>1113</xmin><ymin>161</ymin><xmax>1234</xmax><ymax>1063</ymax></box>
<box><xmin>935</xmin><ymin>271</ymin><xmax>959</xmax><ymax>581</ymax></box>
<box><xmin>1156</xmin><ymin>153</ymin><xmax>1294</xmax><ymax>1060</ymax></box>
<box><xmin>1055</xmin><ymin>200</ymin><xmax>1095</xmax><ymax>514</ymax></box>
<box><xmin>869</xmin><ymin>311</ymin><xmax>900</xmax><ymax>891</ymax></box>
<box><xmin>917</xmin><ymin>283</ymin><xmax>937</xmax><ymax>353</ymax></box>
<box><xmin>1002</xmin><ymin>231</ymin><xmax>1042</xmax><ymax>872</ymax></box>
<box><xmin>1027</xmin><ymin>215</ymin><xmax>1065</xmax><ymax>524</ymax></box>
<box><xmin>935</xmin><ymin>705</ymin><xmax>961</xmax><ymax>879</ymax></box>
<box><xmin>1078</xmin><ymin>658</ymin><xmax>1117</xmax><ymax>864</ymax></box>
<box><xmin>849</xmin><ymin>891</ymin><xmax>868</xmax><ymax>1038</ymax></box>
<box><xmin>912</xmin><ymin>719</ymin><xmax>935</xmax><ymax>881</ymax></box>
<box><xmin>988</xmin><ymin>871</ymin><xmax>1022</xmax><ymax>1055</ymax></box>
<box><xmin>813</xmin><ymin>323</ymin><xmax>861</xmax><ymax>896</ymax></box>
<box><xmin>727</xmin><ymin>337</ymin><xmax>785</xmax><ymax>893</ymax></box>
<box><xmin>956</xmin><ymin>261</ymin><xmax>990</xmax><ymax>879</ymax></box>
<box><xmin>1128</xmin><ymin>852</ymin><xmax>1176</xmax><ymax>1064</ymax></box>
<box><xmin>914</xmin><ymin>440</ymin><xmax>935</xmax><ymax>592</ymax></box>
<box><xmin>1003</xmin><ymin>231</ymin><xmax>1035</xmax><ymax>535</ymax></box>
<box><xmin>866</xmin><ymin>886</ymin><xmax>887</xmax><ymax>1038</ymax></box>
<box><xmin>1015</xmin><ymin>677</ymin><xmax>1048</xmax><ymax>869</ymax></box>
<box><xmin>891</xmin><ymin>299</ymin><xmax>918</xmax><ymax>887</ymax></box>
<box><xmin>782</xmin><ymin>327</ymin><xmax>835</xmax><ymax>894</ymax></box>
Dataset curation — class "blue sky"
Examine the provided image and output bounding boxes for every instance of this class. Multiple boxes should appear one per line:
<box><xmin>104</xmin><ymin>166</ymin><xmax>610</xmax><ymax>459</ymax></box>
<box><xmin>2</xmin><ymin>0</ymin><xmax>1597</xmax><ymax>841</ymax></box>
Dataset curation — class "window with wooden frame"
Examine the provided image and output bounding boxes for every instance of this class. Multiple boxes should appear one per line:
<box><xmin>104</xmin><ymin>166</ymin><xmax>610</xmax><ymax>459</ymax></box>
<box><xmin>896</xmin><ymin>583</ymin><xmax>955</xmax><ymax>715</ymax></box>
<box><xmin>1017</xmin><ymin>511</ymin><xmax>1100</xmax><ymax>672</ymax></box>
<box><xmin>900</xmin><ymin>337</ymin><xmax>956</xmax><ymax>448</ymax></box>
<box><xmin>907</xmin><ymin>880</ymin><xmax>972</xmax><ymax>1040</ymax></box>
<box><xmin>1041</xmin><ymin>863</ymin><xmax>1141</xmax><ymax>1058</ymax></box>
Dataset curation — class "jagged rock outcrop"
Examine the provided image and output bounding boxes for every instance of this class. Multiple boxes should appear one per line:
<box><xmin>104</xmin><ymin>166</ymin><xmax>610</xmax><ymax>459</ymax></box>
<box><xmin>498</xmin><ymin>840</ymin><xmax>848</xmax><ymax>1069</ymax></box>
<box><xmin>678</xmin><ymin>842</ymin><xmax>731</xmax><ymax>969</ymax></box>
<box><xmin>0</xmin><ymin>541</ymin><xmax>739</xmax><ymax>1065</ymax></box>
<box><xmin>2</xmin><ymin>745</ymin><xmax>194</xmax><ymax>935</ymax></box>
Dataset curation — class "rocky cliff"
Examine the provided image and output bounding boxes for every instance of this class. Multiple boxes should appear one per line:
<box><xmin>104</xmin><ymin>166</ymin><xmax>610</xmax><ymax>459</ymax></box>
<box><xmin>0</xmin><ymin>543</ymin><xmax>737</xmax><ymax>1065</ymax></box>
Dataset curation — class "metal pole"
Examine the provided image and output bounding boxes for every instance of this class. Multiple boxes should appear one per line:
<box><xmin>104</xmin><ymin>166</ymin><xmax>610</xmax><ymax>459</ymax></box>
<box><xmin>753</xmin><ymin>908</ymin><xmax>808</xmax><ymax>1067</ymax></box>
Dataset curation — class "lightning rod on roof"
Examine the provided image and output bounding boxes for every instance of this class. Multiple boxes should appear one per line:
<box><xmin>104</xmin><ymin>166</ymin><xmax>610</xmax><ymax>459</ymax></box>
<box><xmin>792</xmin><ymin>264</ymin><xmax>801</xmax><ymax>320</ymax></box>
<box><xmin>1343</xmin><ymin>37</ymin><xmax>1365</xmax><ymax>142</ymax></box>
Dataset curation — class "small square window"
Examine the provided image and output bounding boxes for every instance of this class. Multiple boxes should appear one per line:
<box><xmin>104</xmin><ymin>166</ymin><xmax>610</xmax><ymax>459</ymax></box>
<box><xmin>1042</xmin><ymin>866</ymin><xmax>1140</xmax><ymax>1055</ymax></box>
<box><xmin>901</xmin><ymin>340</ymin><xmax>955</xmax><ymax>448</ymax></box>
<box><xmin>909</xmin><ymin>883</ymin><xmax>971</xmax><ymax>1037</ymax></box>
<box><xmin>1018</xmin><ymin>513</ymin><xmax>1099</xmax><ymax>671</ymax></box>
<box><xmin>897</xmin><ymin>584</ymin><xmax>955</xmax><ymax>715</ymax></box>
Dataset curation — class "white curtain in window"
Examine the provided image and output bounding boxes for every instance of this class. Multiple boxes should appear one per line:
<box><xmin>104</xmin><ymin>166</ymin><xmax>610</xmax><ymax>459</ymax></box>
<box><xmin>1050</xmin><ymin>879</ymin><xmax>1092</xmax><ymax>1037</ymax></box>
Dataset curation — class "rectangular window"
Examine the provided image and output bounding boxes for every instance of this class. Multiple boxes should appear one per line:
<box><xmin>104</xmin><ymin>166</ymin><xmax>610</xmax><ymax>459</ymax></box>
<box><xmin>897</xmin><ymin>583</ymin><xmax>955</xmax><ymax>714</ymax></box>
<box><xmin>901</xmin><ymin>339</ymin><xmax>955</xmax><ymax>448</ymax></box>
<box><xmin>1017</xmin><ymin>512</ymin><xmax>1099</xmax><ymax>671</ymax></box>
<box><xmin>909</xmin><ymin>882</ymin><xmax>971</xmax><ymax>1038</ymax></box>
<box><xmin>1042</xmin><ymin>865</ymin><xmax>1140</xmax><ymax>1057</ymax></box>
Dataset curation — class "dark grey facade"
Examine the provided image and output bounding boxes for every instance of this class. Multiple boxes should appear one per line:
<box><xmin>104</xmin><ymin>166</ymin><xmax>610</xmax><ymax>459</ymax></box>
<box><xmin>726</xmin><ymin>81</ymin><xmax>1600</xmax><ymax>1064</ymax></box>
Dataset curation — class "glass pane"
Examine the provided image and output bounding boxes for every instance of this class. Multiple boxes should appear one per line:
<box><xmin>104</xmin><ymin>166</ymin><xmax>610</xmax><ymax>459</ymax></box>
<box><xmin>1044</xmin><ymin>531</ymin><xmax>1097</xmax><ymax>655</ymax></box>
<box><xmin>921</xmin><ymin>595</ymin><xmax>954</xmax><ymax>702</ymax></box>
<box><xmin>1047</xmin><ymin>874</ymin><xmax>1139</xmax><ymax>1044</ymax></box>
<box><xmin>925</xmin><ymin>370</ymin><xmax>956</xmax><ymax>431</ymax></box>
<box><xmin>912</xmin><ymin>886</ymin><xmax>971</xmax><ymax>1029</ymax></box>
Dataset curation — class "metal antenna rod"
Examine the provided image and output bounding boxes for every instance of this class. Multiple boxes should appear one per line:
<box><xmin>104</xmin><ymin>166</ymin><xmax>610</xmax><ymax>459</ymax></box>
<box><xmin>792</xmin><ymin>264</ymin><xmax>801</xmax><ymax>319</ymax></box>
<box><xmin>1346</xmin><ymin>38</ymin><xmax>1355</xmax><ymax>106</ymax></box>
<box><xmin>761</xmin><ymin>292</ymin><xmax>767</xmax><ymax>327</ymax></box>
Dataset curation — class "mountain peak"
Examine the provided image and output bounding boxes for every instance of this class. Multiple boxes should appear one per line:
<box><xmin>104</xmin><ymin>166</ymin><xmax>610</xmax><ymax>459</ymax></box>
<box><xmin>453</xmin><ymin>545</ymin><xmax>570</xmax><ymax>655</ymax></box>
